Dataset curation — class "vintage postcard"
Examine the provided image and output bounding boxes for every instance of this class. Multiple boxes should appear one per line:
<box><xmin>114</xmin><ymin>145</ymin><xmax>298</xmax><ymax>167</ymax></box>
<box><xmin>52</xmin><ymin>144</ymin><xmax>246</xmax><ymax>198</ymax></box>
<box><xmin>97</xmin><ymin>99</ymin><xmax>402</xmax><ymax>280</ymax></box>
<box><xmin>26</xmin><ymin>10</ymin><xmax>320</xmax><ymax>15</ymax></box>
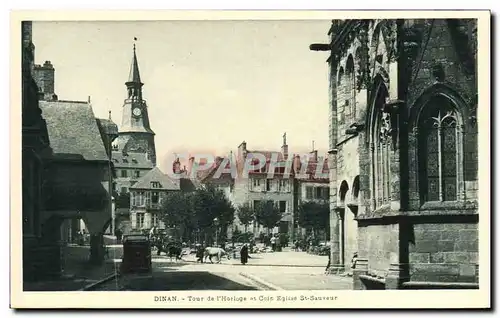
<box><xmin>11</xmin><ymin>10</ymin><xmax>491</xmax><ymax>309</ymax></box>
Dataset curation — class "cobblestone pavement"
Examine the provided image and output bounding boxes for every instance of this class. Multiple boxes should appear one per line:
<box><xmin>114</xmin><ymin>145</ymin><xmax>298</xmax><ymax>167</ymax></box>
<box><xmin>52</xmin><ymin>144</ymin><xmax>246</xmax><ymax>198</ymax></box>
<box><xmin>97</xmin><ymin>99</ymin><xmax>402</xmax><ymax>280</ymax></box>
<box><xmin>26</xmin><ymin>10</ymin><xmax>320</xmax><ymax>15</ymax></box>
<box><xmin>181</xmin><ymin>249</ymin><xmax>328</xmax><ymax>267</ymax></box>
<box><xmin>94</xmin><ymin>252</ymin><xmax>352</xmax><ymax>291</ymax></box>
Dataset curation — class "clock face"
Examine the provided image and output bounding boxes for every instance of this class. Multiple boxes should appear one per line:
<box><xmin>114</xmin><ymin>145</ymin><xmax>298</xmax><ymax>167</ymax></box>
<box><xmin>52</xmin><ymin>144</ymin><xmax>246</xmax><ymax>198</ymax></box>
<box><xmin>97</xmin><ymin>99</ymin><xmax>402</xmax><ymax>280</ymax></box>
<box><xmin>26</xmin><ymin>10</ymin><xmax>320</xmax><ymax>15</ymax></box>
<box><xmin>132</xmin><ymin>107</ymin><xmax>142</xmax><ymax>117</ymax></box>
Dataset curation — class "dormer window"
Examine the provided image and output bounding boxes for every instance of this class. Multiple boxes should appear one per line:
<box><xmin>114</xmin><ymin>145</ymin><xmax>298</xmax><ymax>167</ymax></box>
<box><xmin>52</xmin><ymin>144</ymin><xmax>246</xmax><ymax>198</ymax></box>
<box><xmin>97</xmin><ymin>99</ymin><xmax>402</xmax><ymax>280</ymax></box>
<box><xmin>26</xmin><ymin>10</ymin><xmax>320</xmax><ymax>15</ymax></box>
<box><xmin>132</xmin><ymin>158</ymin><xmax>138</xmax><ymax>164</ymax></box>
<box><xmin>151</xmin><ymin>181</ymin><xmax>161</xmax><ymax>189</ymax></box>
<box><xmin>123</xmin><ymin>158</ymin><xmax>128</xmax><ymax>163</ymax></box>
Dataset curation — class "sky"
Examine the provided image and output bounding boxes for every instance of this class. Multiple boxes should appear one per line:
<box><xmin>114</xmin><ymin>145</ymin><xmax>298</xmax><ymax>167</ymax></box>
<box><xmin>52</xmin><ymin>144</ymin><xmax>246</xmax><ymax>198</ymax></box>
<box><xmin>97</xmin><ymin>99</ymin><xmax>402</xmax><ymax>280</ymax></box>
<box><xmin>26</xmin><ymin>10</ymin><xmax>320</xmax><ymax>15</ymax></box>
<box><xmin>32</xmin><ymin>20</ymin><xmax>332</xmax><ymax>171</ymax></box>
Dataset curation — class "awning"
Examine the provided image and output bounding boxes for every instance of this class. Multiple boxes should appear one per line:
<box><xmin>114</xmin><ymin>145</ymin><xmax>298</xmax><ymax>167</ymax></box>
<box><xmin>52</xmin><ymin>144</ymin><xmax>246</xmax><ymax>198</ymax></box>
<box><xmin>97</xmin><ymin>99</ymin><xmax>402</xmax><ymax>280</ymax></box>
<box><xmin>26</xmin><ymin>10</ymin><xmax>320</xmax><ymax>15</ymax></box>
<box><xmin>281</xmin><ymin>213</ymin><xmax>293</xmax><ymax>222</ymax></box>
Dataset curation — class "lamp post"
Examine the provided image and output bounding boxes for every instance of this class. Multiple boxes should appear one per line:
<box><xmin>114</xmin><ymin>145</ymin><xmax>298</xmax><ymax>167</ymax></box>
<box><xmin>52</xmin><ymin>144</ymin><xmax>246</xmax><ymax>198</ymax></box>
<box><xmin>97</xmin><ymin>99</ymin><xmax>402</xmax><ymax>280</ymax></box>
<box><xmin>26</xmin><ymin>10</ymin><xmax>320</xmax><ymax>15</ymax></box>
<box><xmin>213</xmin><ymin>217</ymin><xmax>219</xmax><ymax>247</ymax></box>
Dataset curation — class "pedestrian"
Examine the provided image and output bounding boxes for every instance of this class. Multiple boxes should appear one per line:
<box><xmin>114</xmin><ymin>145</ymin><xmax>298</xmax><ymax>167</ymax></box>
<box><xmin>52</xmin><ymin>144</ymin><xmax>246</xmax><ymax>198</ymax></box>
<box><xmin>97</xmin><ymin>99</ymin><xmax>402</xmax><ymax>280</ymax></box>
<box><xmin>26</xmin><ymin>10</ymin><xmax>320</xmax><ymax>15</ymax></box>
<box><xmin>270</xmin><ymin>235</ymin><xmax>277</xmax><ymax>252</ymax></box>
<box><xmin>350</xmin><ymin>252</ymin><xmax>358</xmax><ymax>269</ymax></box>
<box><xmin>115</xmin><ymin>228</ymin><xmax>123</xmax><ymax>243</ymax></box>
<box><xmin>240</xmin><ymin>243</ymin><xmax>249</xmax><ymax>265</ymax></box>
<box><xmin>196</xmin><ymin>243</ymin><xmax>204</xmax><ymax>263</ymax></box>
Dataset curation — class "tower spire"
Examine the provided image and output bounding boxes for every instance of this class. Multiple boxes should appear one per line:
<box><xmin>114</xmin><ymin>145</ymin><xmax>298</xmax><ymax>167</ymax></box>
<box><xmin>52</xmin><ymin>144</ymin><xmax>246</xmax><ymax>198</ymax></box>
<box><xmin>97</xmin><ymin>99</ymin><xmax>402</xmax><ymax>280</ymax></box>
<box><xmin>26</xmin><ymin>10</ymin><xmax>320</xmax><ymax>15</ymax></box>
<box><xmin>125</xmin><ymin>38</ymin><xmax>143</xmax><ymax>99</ymax></box>
<box><xmin>127</xmin><ymin>38</ymin><xmax>142</xmax><ymax>85</ymax></box>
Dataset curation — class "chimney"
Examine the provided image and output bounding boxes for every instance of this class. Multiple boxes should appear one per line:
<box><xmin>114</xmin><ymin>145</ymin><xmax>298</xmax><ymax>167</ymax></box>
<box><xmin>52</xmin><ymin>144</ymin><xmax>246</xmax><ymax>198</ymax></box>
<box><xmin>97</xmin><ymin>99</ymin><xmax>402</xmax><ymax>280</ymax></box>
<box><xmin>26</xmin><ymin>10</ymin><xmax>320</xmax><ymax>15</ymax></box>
<box><xmin>215</xmin><ymin>156</ymin><xmax>224</xmax><ymax>168</ymax></box>
<box><xmin>33</xmin><ymin>60</ymin><xmax>56</xmax><ymax>101</ymax></box>
<box><xmin>310</xmin><ymin>150</ymin><xmax>318</xmax><ymax>162</ymax></box>
<box><xmin>187</xmin><ymin>156</ymin><xmax>195</xmax><ymax>176</ymax></box>
<box><xmin>238</xmin><ymin>141</ymin><xmax>248</xmax><ymax>159</ymax></box>
<box><xmin>173</xmin><ymin>158</ymin><xmax>181</xmax><ymax>174</ymax></box>
<box><xmin>281</xmin><ymin>133</ymin><xmax>288</xmax><ymax>160</ymax></box>
<box><xmin>282</xmin><ymin>145</ymin><xmax>289</xmax><ymax>160</ymax></box>
<box><xmin>293</xmin><ymin>154</ymin><xmax>301</xmax><ymax>174</ymax></box>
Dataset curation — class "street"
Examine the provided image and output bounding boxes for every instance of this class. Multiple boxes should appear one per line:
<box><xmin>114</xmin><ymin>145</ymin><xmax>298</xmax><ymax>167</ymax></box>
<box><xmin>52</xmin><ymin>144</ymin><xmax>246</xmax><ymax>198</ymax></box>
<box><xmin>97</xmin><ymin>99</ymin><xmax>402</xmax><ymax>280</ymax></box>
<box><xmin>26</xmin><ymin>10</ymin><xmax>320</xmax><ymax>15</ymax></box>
<box><xmin>93</xmin><ymin>250</ymin><xmax>353</xmax><ymax>291</ymax></box>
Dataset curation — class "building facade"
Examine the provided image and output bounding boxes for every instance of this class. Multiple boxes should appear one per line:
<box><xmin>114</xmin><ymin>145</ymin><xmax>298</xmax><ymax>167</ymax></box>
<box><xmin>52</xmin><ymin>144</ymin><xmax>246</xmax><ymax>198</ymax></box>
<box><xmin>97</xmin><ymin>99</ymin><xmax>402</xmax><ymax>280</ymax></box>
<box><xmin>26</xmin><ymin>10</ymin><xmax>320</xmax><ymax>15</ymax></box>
<box><xmin>234</xmin><ymin>137</ymin><xmax>295</xmax><ymax>237</ymax></box>
<box><xmin>39</xmin><ymin>99</ymin><xmax>115</xmax><ymax>266</ymax></box>
<box><xmin>129</xmin><ymin>167</ymin><xmax>180</xmax><ymax>231</ymax></box>
<box><xmin>311</xmin><ymin>19</ymin><xmax>478</xmax><ymax>288</ymax></box>
<box><xmin>293</xmin><ymin>150</ymin><xmax>330</xmax><ymax>239</ymax></box>
<box><xmin>22</xmin><ymin>21</ymin><xmax>52</xmax><ymax>282</ymax></box>
<box><xmin>128</xmin><ymin>161</ymin><xmax>199</xmax><ymax>233</ymax></box>
<box><xmin>23</xmin><ymin>21</ymin><xmax>117</xmax><ymax>283</ymax></box>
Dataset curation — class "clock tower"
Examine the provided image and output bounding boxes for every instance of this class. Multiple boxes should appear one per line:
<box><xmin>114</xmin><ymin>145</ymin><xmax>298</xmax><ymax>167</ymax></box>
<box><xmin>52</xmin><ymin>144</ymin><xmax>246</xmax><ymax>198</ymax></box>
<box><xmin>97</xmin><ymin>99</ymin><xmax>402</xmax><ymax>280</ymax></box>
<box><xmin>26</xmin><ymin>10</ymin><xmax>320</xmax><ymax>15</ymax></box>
<box><xmin>112</xmin><ymin>43</ymin><xmax>157</xmax><ymax>166</ymax></box>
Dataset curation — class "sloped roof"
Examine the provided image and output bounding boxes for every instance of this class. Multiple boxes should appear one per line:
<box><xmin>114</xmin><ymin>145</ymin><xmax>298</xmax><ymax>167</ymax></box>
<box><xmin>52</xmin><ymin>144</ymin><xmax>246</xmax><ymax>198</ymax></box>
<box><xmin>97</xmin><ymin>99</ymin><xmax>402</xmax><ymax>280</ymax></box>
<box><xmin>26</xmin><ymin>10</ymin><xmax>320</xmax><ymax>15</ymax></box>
<box><xmin>246</xmin><ymin>150</ymin><xmax>287</xmax><ymax>176</ymax></box>
<box><xmin>247</xmin><ymin>150</ymin><xmax>284</xmax><ymax>161</ymax></box>
<box><xmin>111</xmin><ymin>150</ymin><xmax>154</xmax><ymax>169</ymax></box>
<box><xmin>40</xmin><ymin>100</ymin><xmax>109</xmax><ymax>161</ymax></box>
<box><xmin>198</xmin><ymin>157</ymin><xmax>234</xmax><ymax>182</ymax></box>
<box><xmin>180</xmin><ymin>178</ymin><xmax>200</xmax><ymax>192</ymax></box>
<box><xmin>130</xmin><ymin>166</ymin><xmax>180</xmax><ymax>190</ymax></box>
<box><xmin>96</xmin><ymin>118</ymin><xmax>118</xmax><ymax>137</ymax></box>
<box><xmin>295</xmin><ymin>155</ymin><xmax>329</xmax><ymax>182</ymax></box>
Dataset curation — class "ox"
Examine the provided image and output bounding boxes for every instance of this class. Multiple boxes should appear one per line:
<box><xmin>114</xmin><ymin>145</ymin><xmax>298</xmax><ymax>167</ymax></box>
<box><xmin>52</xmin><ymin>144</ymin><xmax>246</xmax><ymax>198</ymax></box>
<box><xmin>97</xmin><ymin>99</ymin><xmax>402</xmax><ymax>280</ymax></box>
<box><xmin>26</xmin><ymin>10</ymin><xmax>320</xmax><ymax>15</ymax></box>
<box><xmin>204</xmin><ymin>247</ymin><xmax>230</xmax><ymax>264</ymax></box>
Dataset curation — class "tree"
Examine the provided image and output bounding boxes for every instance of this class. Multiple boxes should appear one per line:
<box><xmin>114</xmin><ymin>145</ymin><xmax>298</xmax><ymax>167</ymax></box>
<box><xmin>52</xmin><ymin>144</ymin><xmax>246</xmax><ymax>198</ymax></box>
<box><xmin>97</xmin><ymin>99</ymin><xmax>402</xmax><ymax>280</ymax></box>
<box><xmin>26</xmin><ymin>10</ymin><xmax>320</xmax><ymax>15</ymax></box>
<box><xmin>160</xmin><ymin>191</ymin><xmax>195</xmax><ymax>241</ymax></box>
<box><xmin>237</xmin><ymin>202</ymin><xmax>254</xmax><ymax>233</ymax></box>
<box><xmin>254</xmin><ymin>200</ymin><xmax>283</xmax><ymax>233</ymax></box>
<box><xmin>159</xmin><ymin>185</ymin><xmax>236</xmax><ymax>244</ymax></box>
<box><xmin>297</xmin><ymin>201</ymin><xmax>330</xmax><ymax>238</ymax></box>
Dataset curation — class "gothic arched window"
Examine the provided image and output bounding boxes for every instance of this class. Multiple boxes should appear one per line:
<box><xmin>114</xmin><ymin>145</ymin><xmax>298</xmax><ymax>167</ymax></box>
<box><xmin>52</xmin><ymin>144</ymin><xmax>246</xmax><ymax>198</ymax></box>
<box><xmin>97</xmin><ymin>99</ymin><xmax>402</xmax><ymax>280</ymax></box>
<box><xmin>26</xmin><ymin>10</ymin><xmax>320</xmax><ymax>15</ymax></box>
<box><xmin>370</xmin><ymin>83</ymin><xmax>391</xmax><ymax>209</ymax></box>
<box><xmin>337</xmin><ymin>67</ymin><xmax>345</xmax><ymax>127</ymax></box>
<box><xmin>345</xmin><ymin>55</ymin><xmax>355</xmax><ymax>120</ymax></box>
<box><xmin>418</xmin><ymin>96</ymin><xmax>460</xmax><ymax>202</ymax></box>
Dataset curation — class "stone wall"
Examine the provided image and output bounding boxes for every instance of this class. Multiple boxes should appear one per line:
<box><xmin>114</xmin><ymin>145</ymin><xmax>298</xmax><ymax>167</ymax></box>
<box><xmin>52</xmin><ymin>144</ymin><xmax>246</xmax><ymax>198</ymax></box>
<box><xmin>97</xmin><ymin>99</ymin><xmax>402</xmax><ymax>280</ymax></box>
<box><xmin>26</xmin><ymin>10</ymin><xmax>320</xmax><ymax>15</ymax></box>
<box><xmin>358</xmin><ymin>223</ymin><xmax>399</xmax><ymax>278</ymax></box>
<box><xmin>408</xmin><ymin>222</ymin><xmax>478</xmax><ymax>283</ymax></box>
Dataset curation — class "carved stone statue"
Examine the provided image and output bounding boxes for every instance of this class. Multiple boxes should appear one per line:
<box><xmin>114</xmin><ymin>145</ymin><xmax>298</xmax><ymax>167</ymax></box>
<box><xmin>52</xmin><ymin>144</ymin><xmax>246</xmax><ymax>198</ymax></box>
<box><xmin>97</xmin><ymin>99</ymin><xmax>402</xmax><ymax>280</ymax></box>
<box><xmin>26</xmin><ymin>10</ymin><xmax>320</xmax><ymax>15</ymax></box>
<box><xmin>379</xmin><ymin>112</ymin><xmax>392</xmax><ymax>142</ymax></box>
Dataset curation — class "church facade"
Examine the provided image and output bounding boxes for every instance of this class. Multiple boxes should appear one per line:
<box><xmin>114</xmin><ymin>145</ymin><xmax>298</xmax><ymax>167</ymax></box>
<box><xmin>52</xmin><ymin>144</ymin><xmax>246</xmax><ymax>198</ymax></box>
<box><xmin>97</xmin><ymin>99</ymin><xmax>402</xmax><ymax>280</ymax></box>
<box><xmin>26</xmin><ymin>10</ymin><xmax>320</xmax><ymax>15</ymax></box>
<box><xmin>310</xmin><ymin>19</ymin><xmax>478</xmax><ymax>289</ymax></box>
<box><xmin>112</xmin><ymin>44</ymin><xmax>157</xmax><ymax>233</ymax></box>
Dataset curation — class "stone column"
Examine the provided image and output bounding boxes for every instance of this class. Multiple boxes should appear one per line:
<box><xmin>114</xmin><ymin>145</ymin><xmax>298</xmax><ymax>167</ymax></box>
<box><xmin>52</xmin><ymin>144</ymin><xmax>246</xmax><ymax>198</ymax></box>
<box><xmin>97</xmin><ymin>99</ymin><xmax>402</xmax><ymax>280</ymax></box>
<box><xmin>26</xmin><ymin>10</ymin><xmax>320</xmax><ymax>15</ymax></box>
<box><xmin>89</xmin><ymin>233</ymin><xmax>105</xmax><ymax>265</ymax></box>
<box><xmin>407</xmin><ymin>127</ymin><xmax>420</xmax><ymax>210</ymax></box>
<box><xmin>389</xmin><ymin>143</ymin><xmax>401</xmax><ymax>211</ymax></box>
<box><xmin>327</xmin><ymin>150</ymin><xmax>343</xmax><ymax>274</ymax></box>
<box><xmin>82</xmin><ymin>211</ymin><xmax>109</xmax><ymax>266</ymax></box>
<box><xmin>328</xmin><ymin>208</ymin><xmax>344</xmax><ymax>274</ymax></box>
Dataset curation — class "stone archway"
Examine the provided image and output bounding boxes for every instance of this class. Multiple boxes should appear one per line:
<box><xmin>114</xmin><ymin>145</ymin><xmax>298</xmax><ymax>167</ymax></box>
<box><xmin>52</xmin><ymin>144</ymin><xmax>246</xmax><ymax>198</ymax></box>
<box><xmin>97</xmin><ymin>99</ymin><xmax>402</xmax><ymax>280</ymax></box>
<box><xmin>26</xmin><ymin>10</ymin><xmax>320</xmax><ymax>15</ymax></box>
<box><xmin>81</xmin><ymin>213</ymin><xmax>113</xmax><ymax>265</ymax></box>
<box><xmin>338</xmin><ymin>180</ymin><xmax>349</xmax><ymax>266</ymax></box>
